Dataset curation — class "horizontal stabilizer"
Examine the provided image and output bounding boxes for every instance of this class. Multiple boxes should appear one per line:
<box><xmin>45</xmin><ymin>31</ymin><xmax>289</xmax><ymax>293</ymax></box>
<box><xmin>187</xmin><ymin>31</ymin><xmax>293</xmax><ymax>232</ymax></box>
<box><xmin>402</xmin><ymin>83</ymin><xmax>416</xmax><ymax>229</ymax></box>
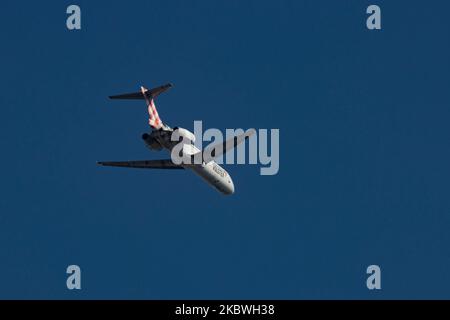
<box><xmin>109</xmin><ymin>83</ymin><xmax>173</xmax><ymax>100</ymax></box>
<box><xmin>97</xmin><ymin>159</ymin><xmax>183</xmax><ymax>169</ymax></box>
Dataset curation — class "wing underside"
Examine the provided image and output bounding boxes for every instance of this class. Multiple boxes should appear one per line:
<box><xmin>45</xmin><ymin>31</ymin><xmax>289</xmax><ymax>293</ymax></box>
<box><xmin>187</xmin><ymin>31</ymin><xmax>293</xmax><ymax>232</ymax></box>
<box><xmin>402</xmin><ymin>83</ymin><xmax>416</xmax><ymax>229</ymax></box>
<box><xmin>201</xmin><ymin>129</ymin><xmax>256</xmax><ymax>163</ymax></box>
<box><xmin>97</xmin><ymin>159</ymin><xmax>184</xmax><ymax>169</ymax></box>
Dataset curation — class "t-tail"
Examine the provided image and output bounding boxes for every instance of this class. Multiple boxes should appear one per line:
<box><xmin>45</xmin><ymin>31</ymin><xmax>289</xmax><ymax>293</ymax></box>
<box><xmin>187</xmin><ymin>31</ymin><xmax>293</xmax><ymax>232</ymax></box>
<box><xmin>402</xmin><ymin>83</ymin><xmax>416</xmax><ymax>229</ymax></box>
<box><xmin>109</xmin><ymin>83</ymin><xmax>172</xmax><ymax>130</ymax></box>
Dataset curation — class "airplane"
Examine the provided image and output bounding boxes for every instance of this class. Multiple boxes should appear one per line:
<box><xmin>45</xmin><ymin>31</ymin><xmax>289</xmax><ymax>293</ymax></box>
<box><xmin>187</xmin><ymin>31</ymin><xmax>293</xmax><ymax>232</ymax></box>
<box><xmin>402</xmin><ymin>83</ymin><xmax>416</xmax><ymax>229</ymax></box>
<box><xmin>97</xmin><ymin>83</ymin><xmax>255</xmax><ymax>195</ymax></box>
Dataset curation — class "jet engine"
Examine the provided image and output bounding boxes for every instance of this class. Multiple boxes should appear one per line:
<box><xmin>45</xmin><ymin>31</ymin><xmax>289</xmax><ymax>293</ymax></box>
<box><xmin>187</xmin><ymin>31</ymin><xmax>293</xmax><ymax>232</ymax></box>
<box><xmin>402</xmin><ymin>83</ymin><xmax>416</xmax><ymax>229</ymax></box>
<box><xmin>171</xmin><ymin>127</ymin><xmax>196</xmax><ymax>143</ymax></box>
<box><xmin>142</xmin><ymin>133</ymin><xmax>163</xmax><ymax>151</ymax></box>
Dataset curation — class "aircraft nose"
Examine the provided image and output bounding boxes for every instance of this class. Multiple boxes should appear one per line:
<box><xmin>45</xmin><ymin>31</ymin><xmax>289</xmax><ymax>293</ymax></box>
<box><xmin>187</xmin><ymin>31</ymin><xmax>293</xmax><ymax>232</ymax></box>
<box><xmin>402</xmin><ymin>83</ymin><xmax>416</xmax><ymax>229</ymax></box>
<box><xmin>226</xmin><ymin>177</ymin><xmax>235</xmax><ymax>195</ymax></box>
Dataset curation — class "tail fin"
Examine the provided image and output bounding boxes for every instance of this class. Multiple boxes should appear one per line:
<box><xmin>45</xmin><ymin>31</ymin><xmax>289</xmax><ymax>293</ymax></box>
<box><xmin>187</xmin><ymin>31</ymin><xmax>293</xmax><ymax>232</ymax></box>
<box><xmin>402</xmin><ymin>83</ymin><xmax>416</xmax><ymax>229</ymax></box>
<box><xmin>141</xmin><ymin>86</ymin><xmax>163</xmax><ymax>129</ymax></box>
<box><xmin>109</xmin><ymin>83</ymin><xmax>172</xmax><ymax>130</ymax></box>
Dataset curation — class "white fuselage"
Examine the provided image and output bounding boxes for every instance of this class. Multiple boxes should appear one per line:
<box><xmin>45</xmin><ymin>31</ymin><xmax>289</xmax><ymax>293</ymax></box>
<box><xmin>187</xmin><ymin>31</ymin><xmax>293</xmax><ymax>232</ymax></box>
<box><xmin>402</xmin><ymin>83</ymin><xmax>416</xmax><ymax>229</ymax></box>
<box><xmin>150</xmin><ymin>127</ymin><xmax>235</xmax><ymax>195</ymax></box>
<box><xmin>189</xmin><ymin>160</ymin><xmax>235</xmax><ymax>195</ymax></box>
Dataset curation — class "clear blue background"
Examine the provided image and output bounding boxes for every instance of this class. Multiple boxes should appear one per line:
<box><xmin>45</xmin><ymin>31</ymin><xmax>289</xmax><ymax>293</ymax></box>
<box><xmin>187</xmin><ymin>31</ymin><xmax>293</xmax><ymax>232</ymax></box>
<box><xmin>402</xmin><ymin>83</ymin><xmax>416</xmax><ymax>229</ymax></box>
<box><xmin>0</xmin><ymin>0</ymin><xmax>449</xmax><ymax>299</ymax></box>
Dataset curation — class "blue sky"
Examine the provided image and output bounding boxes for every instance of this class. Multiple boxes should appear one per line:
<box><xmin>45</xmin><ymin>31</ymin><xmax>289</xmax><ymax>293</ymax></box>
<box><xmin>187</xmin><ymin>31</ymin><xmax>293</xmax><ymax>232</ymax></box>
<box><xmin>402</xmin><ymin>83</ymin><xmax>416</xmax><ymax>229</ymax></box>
<box><xmin>1</xmin><ymin>0</ymin><xmax>450</xmax><ymax>299</ymax></box>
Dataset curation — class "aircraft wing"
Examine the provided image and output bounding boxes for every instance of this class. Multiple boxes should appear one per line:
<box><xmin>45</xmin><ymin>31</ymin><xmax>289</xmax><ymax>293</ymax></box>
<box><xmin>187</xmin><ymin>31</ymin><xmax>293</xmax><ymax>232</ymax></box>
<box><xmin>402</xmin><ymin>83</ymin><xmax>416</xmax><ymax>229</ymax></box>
<box><xmin>202</xmin><ymin>129</ymin><xmax>256</xmax><ymax>163</ymax></box>
<box><xmin>97</xmin><ymin>159</ymin><xmax>184</xmax><ymax>169</ymax></box>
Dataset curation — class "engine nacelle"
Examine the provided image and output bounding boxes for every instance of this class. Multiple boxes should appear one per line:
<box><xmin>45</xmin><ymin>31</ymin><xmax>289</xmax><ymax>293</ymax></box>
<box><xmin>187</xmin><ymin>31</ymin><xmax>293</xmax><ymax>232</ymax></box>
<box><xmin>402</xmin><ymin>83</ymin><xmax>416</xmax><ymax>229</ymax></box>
<box><xmin>142</xmin><ymin>133</ymin><xmax>163</xmax><ymax>151</ymax></box>
<box><xmin>172</xmin><ymin>127</ymin><xmax>196</xmax><ymax>143</ymax></box>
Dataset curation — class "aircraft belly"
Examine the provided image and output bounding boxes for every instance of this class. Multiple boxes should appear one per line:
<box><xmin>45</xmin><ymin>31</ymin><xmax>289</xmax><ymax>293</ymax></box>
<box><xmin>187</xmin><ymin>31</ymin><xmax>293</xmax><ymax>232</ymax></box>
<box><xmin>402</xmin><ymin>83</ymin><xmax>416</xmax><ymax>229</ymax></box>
<box><xmin>190</xmin><ymin>162</ymin><xmax>234</xmax><ymax>195</ymax></box>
